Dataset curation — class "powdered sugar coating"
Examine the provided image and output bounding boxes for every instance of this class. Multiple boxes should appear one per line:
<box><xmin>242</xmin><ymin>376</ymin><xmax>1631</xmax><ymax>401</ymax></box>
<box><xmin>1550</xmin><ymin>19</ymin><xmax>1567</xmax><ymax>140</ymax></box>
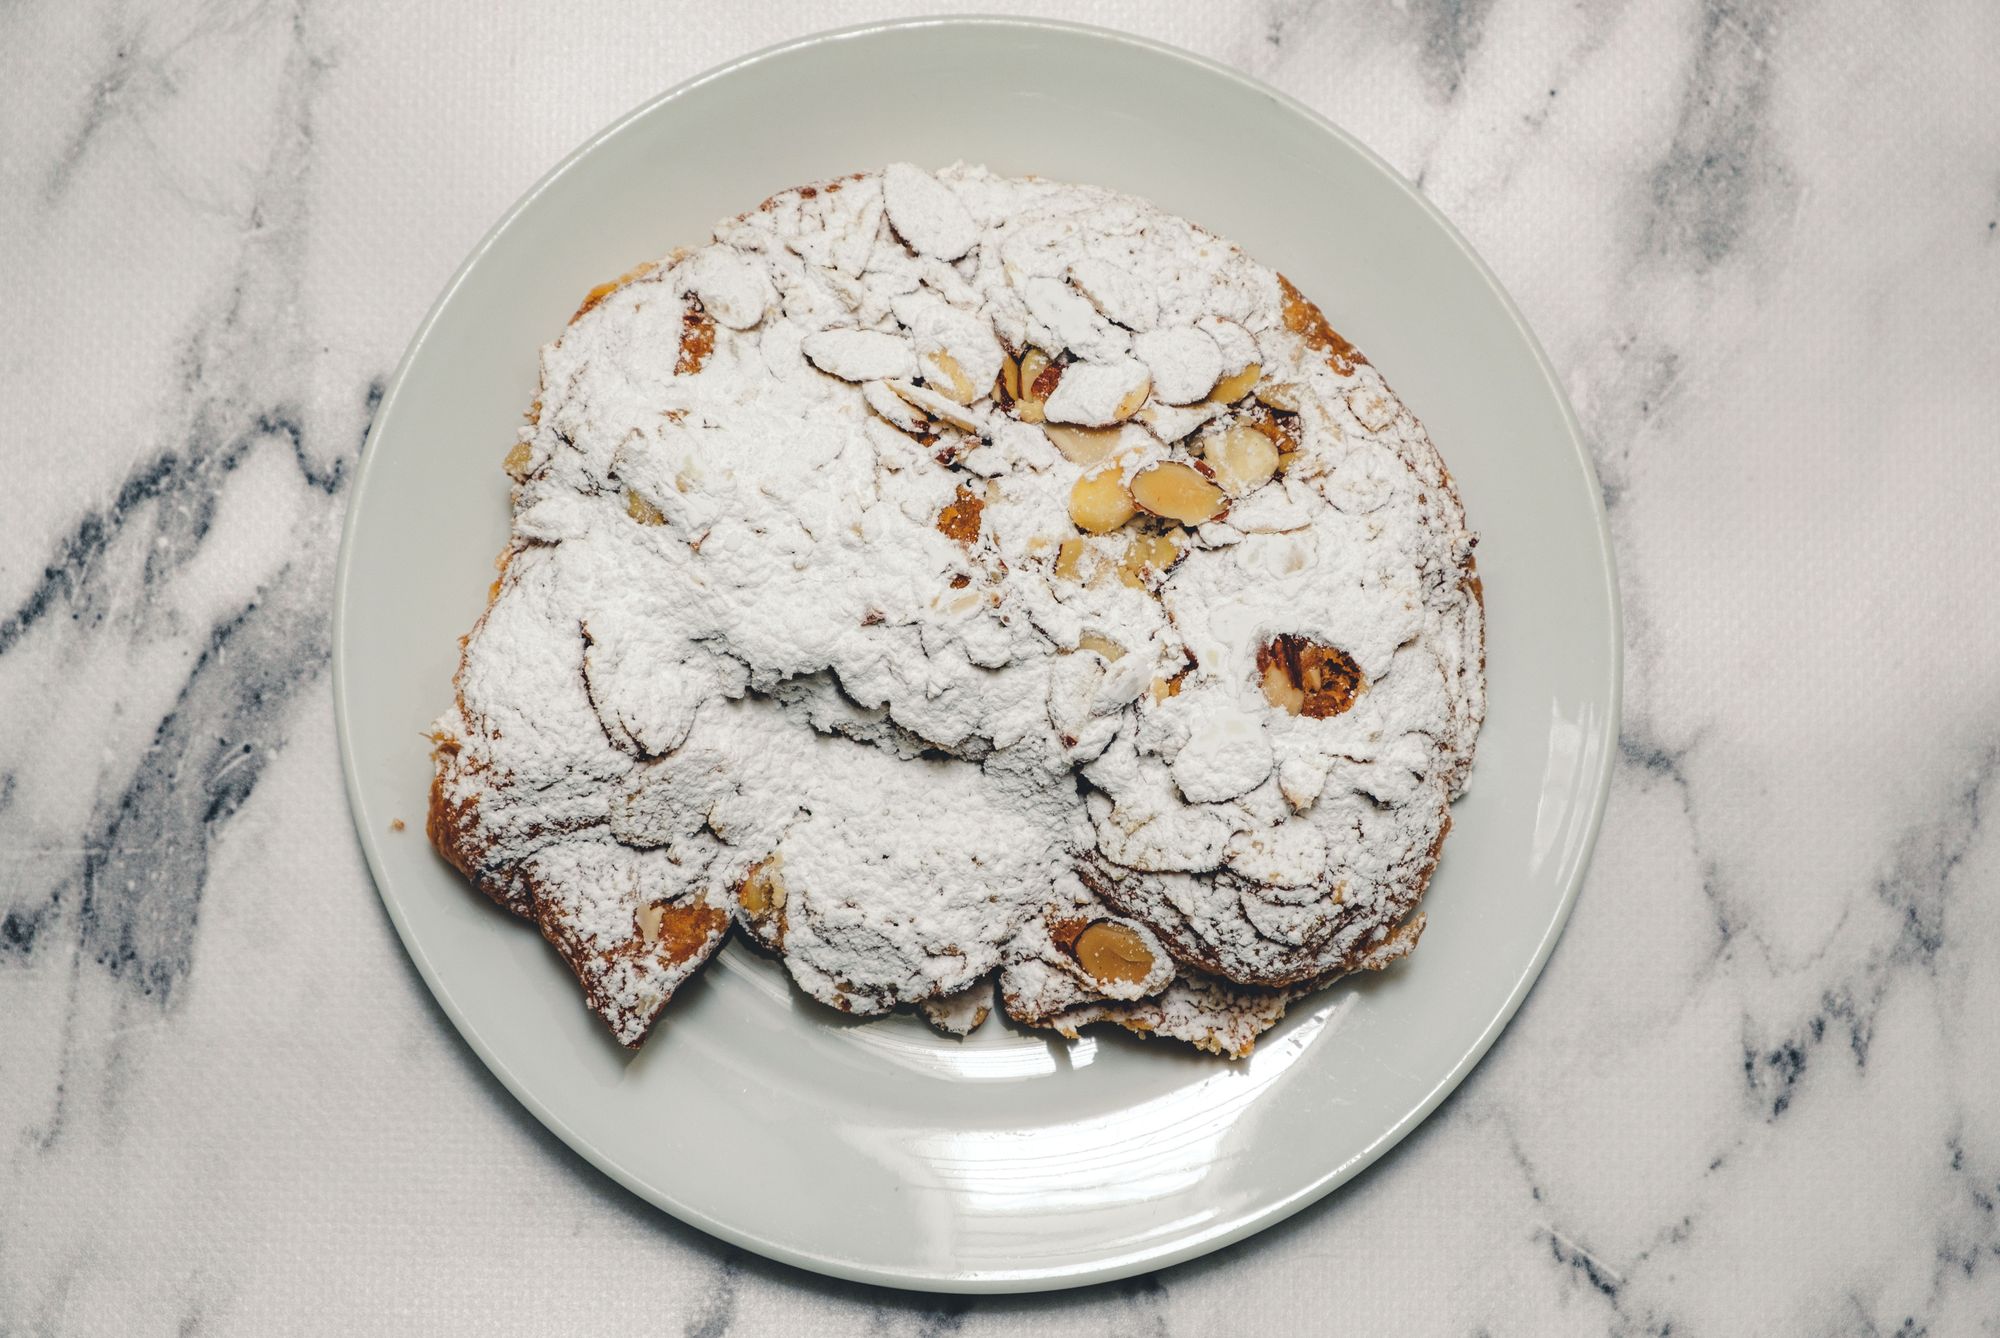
<box><xmin>429</xmin><ymin>164</ymin><xmax>1483</xmax><ymax>1049</ymax></box>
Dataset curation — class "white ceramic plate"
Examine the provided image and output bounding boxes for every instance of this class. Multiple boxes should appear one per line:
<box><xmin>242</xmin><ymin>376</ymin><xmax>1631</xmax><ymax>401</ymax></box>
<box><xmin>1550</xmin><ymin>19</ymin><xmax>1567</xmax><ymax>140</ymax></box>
<box><xmin>334</xmin><ymin>18</ymin><xmax>1619</xmax><ymax>1293</ymax></box>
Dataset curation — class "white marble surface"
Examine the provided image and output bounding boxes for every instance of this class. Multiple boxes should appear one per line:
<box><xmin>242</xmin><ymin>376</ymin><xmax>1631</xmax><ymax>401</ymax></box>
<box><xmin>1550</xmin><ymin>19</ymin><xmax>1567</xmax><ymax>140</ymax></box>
<box><xmin>3</xmin><ymin>1</ymin><xmax>1997</xmax><ymax>1332</ymax></box>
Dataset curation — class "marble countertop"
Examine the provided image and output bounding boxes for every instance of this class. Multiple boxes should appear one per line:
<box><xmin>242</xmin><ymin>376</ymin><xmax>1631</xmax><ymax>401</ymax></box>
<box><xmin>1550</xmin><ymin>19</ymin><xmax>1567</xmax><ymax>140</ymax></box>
<box><xmin>4</xmin><ymin>2</ymin><xmax>1996</xmax><ymax>1332</ymax></box>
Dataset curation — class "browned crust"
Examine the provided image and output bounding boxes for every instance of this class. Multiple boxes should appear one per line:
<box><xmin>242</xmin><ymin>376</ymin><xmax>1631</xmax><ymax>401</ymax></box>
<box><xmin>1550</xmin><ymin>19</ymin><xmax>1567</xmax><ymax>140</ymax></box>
<box><xmin>433</xmin><ymin>254</ymin><xmax>746</xmax><ymax>1048</ymax></box>
<box><xmin>530</xmin><ymin>880</ymin><xmax>730</xmax><ymax>1050</ymax></box>
<box><xmin>674</xmin><ymin>296</ymin><xmax>715</xmax><ymax>375</ymax></box>
<box><xmin>1021</xmin><ymin>969</ymin><xmax>1297</xmax><ymax>1059</ymax></box>
<box><xmin>936</xmin><ymin>484</ymin><xmax>984</xmax><ymax>545</ymax></box>
<box><xmin>530</xmin><ymin>892</ymin><xmax>729</xmax><ymax>990</ymax></box>
<box><xmin>571</xmin><ymin>260</ymin><xmax>659</xmax><ymax>323</ymax></box>
<box><xmin>758</xmin><ymin>171</ymin><xmax>867</xmax><ymax>214</ymax></box>
<box><xmin>1276</xmin><ymin>273</ymin><xmax>1368</xmax><ymax>376</ymax></box>
<box><xmin>424</xmin><ymin>739</ymin><xmax>481</xmax><ymax>882</ymax></box>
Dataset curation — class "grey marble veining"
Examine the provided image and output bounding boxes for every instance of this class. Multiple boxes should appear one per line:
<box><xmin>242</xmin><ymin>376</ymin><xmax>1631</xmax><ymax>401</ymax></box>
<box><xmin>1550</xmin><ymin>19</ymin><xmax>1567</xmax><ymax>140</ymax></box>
<box><xmin>3</xmin><ymin>1</ymin><xmax>1997</xmax><ymax>1333</ymax></box>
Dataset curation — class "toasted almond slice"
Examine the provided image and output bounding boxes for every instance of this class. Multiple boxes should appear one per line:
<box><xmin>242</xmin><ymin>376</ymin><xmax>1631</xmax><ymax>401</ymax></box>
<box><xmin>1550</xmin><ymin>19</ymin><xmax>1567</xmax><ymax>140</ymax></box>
<box><xmin>1131</xmin><ymin>461</ymin><xmax>1227</xmax><ymax>525</ymax></box>
<box><xmin>881</xmin><ymin>163</ymin><xmax>977</xmax><ymax>260</ymax></box>
<box><xmin>1054</xmin><ymin>537</ymin><xmax>1089</xmax><ymax>581</ymax></box>
<box><xmin>1347</xmin><ymin>385</ymin><xmax>1397</xmax><ymax>432</ymax></box>
<box><xmin>503</xmin><ymin>440</ymin><xmax>535</xmax><ymax>481</ymax></box>
<box><xmin>1017</xmin><ymin>348</ymin><xmax>1053</xmax><ymax>423</ymax></box>
<box><xmin>688</xmin><ymin>245</ymin><xmax>774</xmax><ymax>330</ymax></box>
<box><xmin>863</xmin><ymin>379</ymin><xmax>928</xmax><ymax>434</ymax></box>
<box><xmin>1133</xmin><ymin>326</ymin><xmax>1223</xmax><ymax>404</ymax></box>
<box><xmin>1074</xmin><ymin>921</ymin><xmax>1156</xmax><ymax>985</ymax></box>
<box><xmin>1136</xmin><ymin>399</ymin><xmax>1222</xmax><ymax>443</ymax></box>
<box><xmin>1069</xmin><ymin>467</ymin><xmax>1137</xmax><ymax>534</ymax></box>
<box><xmin>1244</xmin><ymin>405</ymin><xmax>1302</xmax><ymax>454</ymax></box>
<box><xmin>802</xmin><ymin>328</ymin><xmax>917</xmax><ymax>382</ymax></box>
<box><xmin>923</xmin><ymin>349</ymin><xmax>980</xmax><ymax>405</ymax></box>
<box><xmin>1022</xmin><ymin>275</ymin><xmax>1128</xmax><ymax>363</ymax></box>
<box><xmin>906</xmin><ymin>304</ymin><xmax>1005</xmax><ymax>405</ymax></box>
<box><xmin>1209</xmin><ymin>361</ymin><xmax>1262</xmax><ymax>405</ymax></box>
<box><xmin>1043</xmin><ymin>423</ymin><xmax>1123</xmax><ymax>467</ymax></box>
<box><xmin>1114</xmin><ymin>378</ymin><xmax>1152</xmax><ymax>421</ymax></box>
<box><xmin>1069</xmin><ymin>257</ymin><xmax>1159</xmax><ymax>332</ymax></box>
<box><xmin>1117</xmin><ymin>528</ymin><xmax>1186</xmax><ymax>588</ymax></box>
<box><xmin>1261</xmin><ymin>661</ymin><xmax>1308</xmax><ymax>715</ymax></box>
<box><xmin>887</xmin><ymin>379</ymin><xmax>985</xmax><ymax>434</ymax></box>
<box><xmin>1076</xmin><ymin>631</ymin><xmax>1127</xmax><ymax>661</ymax></box>
<box><xmin>624</xmin><ymin>489</ymin><xmax>666</xmax><ymax>526</ymax></box>
<box><xmin>1044</xmin><ymin>358</ymin><xmax>1151</xmax><ymax>427</ymax></box>
<box><xmin>1255</xmin><ymin>381</ymin><xmax>1304</xmax><ymax>412</ymax></box>
<box><xmin>738</xmin><ymin>855</ymin><xmax>787</xmax><ymax>918</ymax></box>
<box><xmin>1257</xmin><ymin>635</ymin><xmax>1367</xmax><ymax>717</ymax></box>
<box><xmin>1204</xmin><ymin>423</ymin><xmax>1280</xmax><ymax>496</ymax></box>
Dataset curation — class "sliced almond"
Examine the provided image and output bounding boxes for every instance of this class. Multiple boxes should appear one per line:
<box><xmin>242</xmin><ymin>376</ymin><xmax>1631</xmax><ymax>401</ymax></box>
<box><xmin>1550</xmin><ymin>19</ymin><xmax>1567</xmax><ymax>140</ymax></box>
<box><xmin>1069</xmin><ymin>467</ymin><xmax>1137</xmax><ymax>534</ymax></box>
<box><xmin>688</xmin><ymin>246</ymin><xmax>774</xmax><ymax>331</ymax></box>
<box><xmin>905</xmin><ymin>304</ymin><xmax>1005</xmax><ymax>405</ymax></box>
<box><xmin>1244</xmin><ymin>405</ymin><xmax>1302</xmax><ymax>454</ymax></box>
<box><xmin>1130</xmin><ymin>461</ymin><xmax>1227</xmax><ymax>525</ymax></box>
<box><xmin>881</xmin><ymin>162</ymin><xmax>977</xmax><ymax>260</ymax></box>
<box><xmin>1209</xmin><ymin>361</ymin><xmax>1262</xmax><ymax>405</ymax></box>
<box><xmin>887</xmin><ymin>379</ymin><xmax>985</xmax><ymax>434</ymax></box>
<box><xmin>1053</xmin><ymin>537</ymin><xmax>1119</xmax><ymax>587</ymax></box>
<box><xmin>1045</xmin><ymin>359</ymin><xmax>1151</xmax><ymax>426</ymax></box>
<box><xmin>503</xmin><ymin>440</ymin><xmax>535</xmax><ymax>481</ymax></box>
<box><xmin>1073</xmin><ymin>921</ymin><xmax>1156</xmax><ymax>985</ymax></box>
<box><xmin>863</xmin><ymin>378</ymin><xmax>928</xmax><ymax>434</ymax></box>
<box><xmin>923</xmin><ymin>349</ymin><xmax>980</xmax><ymax>405</ymax></box>
<box><xmin>1347</xmin><ymin>385</ymin><xmax>1397</xmax><ymax>432</ymax></box>
<box><xmin>1117</xmin><ymin>528</ymin><xmax>1186</xmax><ymax>588</ymax></box>
<box><xmin>1043</xmin><ymin>423</ymin><xmax>1123</xmax><ymax>467</ymax></box>
<box><xmin>636</xmin><ymin>901</ymin><xmax>666</xmax><ymax>944</ymax></box>
<box><xmin>1069</xmin><ymin>257</ymin><xmax>1159</xmax><ymax>332</ymax></box>
<box><xmin>998</xmin><ymin>350</ymin><xmax>1022</xmax><ymax>403</ymax></box>
<box><xmin>738</xmin><ymin>855</ymin><xmax>787</xmax><ymax>918</ymax></box>
<box><xmin>1132</xmin><ymin>326</ymin><xmax>1223</xmax><ymax>404</ymax></box>
<box><xmin>1054</xmin><ymin>536</ymin><xmax>1089</xmax><ymax>581</ymax></box>
<box><xmin>1204</xmin><ymin>424</ymin><xmax>1280</xmax><ymax>496</ymax></box>
<box><xmin>1260</xmin><ymin>661</ymin><xmax>1308</xmax><ymax>715</ymax></box>
<box><xmin>802</xmin><ymin>328</ymin><xmax>917</xmax><ymax>382</ymax></box>
<box><xmin>935</xmin><ymin>588</ymin><xmax>982</xmax><ymax>616</ymax></box>
<box><xmin>1114</xmin><ymin>378</ymin><xmax>1152</xmax><ymax>421</ymax></box>
<box><xmin>1075</xmin><ymin>631</ymin><xmax>1126</xmax><ymax>661</ymax></box>
<box><xmin>1135</xmin><ymin>399</ymin><xmax>1222</xmax><ymax>444</ymax></box>
<box><xmin>1255</xmin><ymin>381</ymin><xmax>1304</xmax><ymax>412</ymax></box>
<box><xmin>624</xmin><ymin>488</ymin><xmax>666</xmax><ymax>526</ymax></box>
<box><xmin>1017</xmin><ymin>348</ymin><xmax>1053</xmax><ymax>423</ymax></box>
<box><xmin>1022</xmin><ymin>275</ymin><xmax>1128</xmax><ymax>363</ymax></box>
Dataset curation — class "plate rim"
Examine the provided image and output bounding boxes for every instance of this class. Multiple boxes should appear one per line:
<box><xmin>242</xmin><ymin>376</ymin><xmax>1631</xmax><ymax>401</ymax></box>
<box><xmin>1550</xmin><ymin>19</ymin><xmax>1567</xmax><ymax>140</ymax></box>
<box><xmin>332</xmin><ymin>13</ymin><xmax>1623</xmax><ymax>1294</ymax></box>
